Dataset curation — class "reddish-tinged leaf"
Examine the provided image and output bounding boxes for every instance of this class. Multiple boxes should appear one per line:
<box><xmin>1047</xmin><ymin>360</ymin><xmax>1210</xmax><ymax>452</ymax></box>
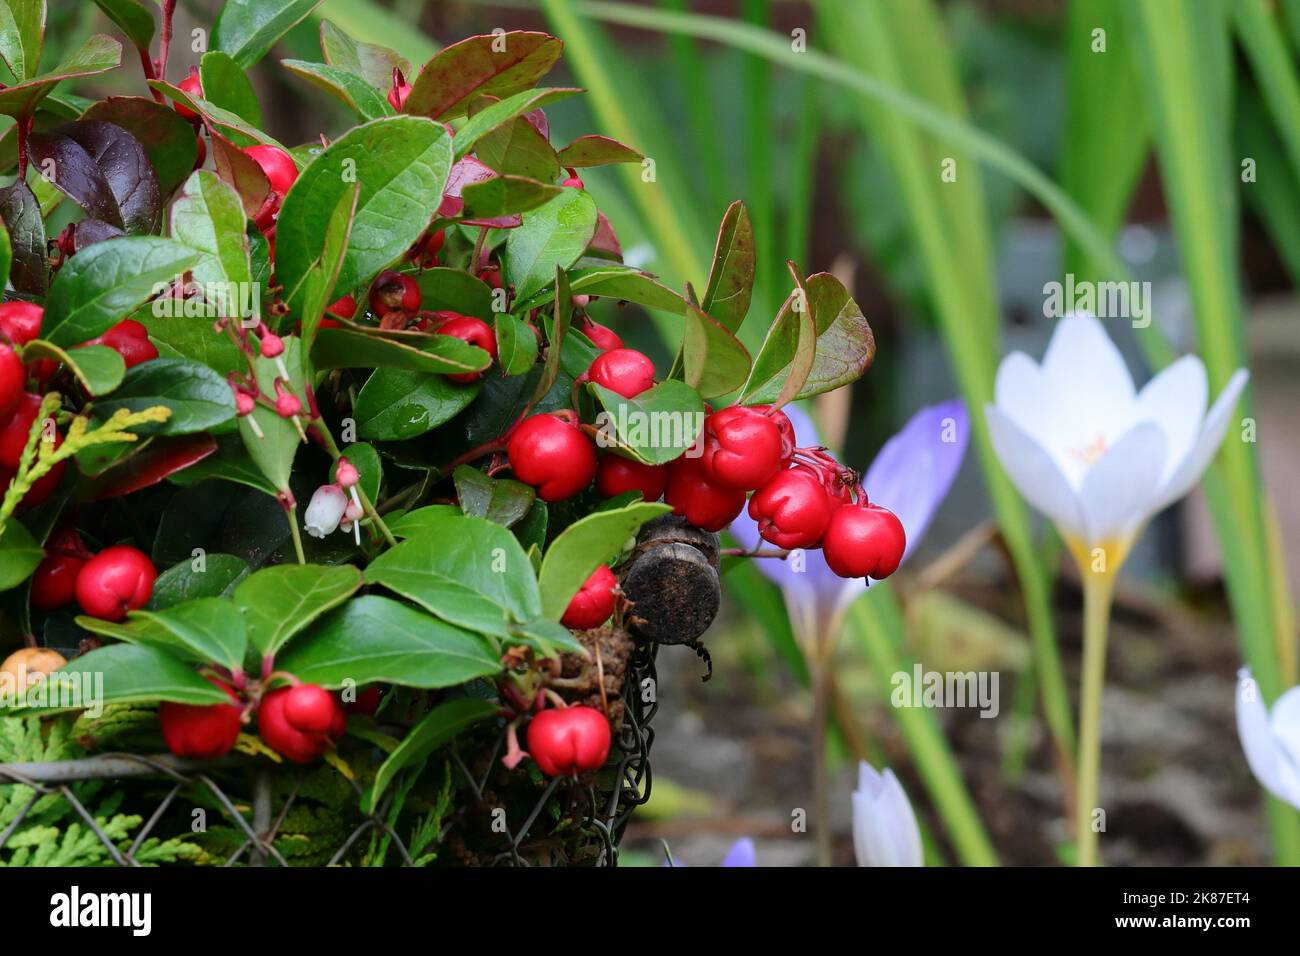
<box><xmin>772</xmin><ymin>263</ymin><xmax>817</xmax><ymax>411</ymax></box>
<box><xmin>404</xmin><ymin>32</ymin><xmax>563</xmax><ymax>121</ymax></box>
<box><xmin>587</xmin><ymin>211</ymin><xmax>622</xmax><ymax>261</ymax></box>
<box><xmin>440</xmin><ymin>155</ymin><xmax>522</xmax><ymax>228</ymax></box>
<box><xmin>84</xmin><ymin>434</ymin><xmax>218</xmax><ymax>501</ymax></box>
<box><xmin>208</xmin><ymin>127</ymin><xmax>270</xmax><ymax>220</ymax></box>
<box><xmin>556</xmin><ymin>135</ymin><xmax>643</xmax><ymax>168</ymax></box>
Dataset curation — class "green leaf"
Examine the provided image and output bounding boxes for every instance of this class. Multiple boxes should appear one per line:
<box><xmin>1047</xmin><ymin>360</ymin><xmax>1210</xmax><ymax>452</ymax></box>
<box><xmin>681</xmin><ymin>300</ymin><xmax>751</xmax><ymax>399</ymax></box>
<box><xmin>44</xmin><ymin>644</ymin><xmax>229</xmax><ymax>708</ymax></box>
<box><xmin>319</xmin><ymin>19</ymin><xmax>411</xmax><ymax>92</ymax></box>
<box><xmin>213</xmin><ymin>0</ymin><xmax>325</xmax><ymax>69</ymax></box>
<box><xmin>233</xmin><ymin>563</ymin><xmax>362</xmax><ymax>658</ymax></box>
<box><xmin>555</xmin><ymin>134</ymin><xmax>644</xmax><ymax>167</ymax></box>
<box><xmin>452</xmin><ymin>87</ymin><xmax>580</xmax><ymax>161</ymax></box>
<box><xmin>312</xmin><ymin>323</ymin><xmax>489</xmax><ymax>376</ymax></box>
<box><xmin>740</xmin><ymin>273</ymin><xmax>875</xmax><ymax>404</ymax></box>
<box><xmin>493</xmin><ymin>311</ymin><xmax>538</xmax><ymax>376</ymax></box>
<box><xmin>404</xmin><ymin>32</ymin><xmax>563</xmax><ymax>120</ymax></box>
<box><xmin>78</xmin><ymin>597</ymin><xmax>248</xmax><ymax>672</ymax></box>
<box><xmin>138</xmin><ymin>313</ymin><xmax>243</xmax><ymax>376</ymax></box>
<box><xmin>275</xmin><ymin>115</ymin><xmax>452</xmax><ymax>298</ymax></box>
<box><xmin>530</xmin><ymin>265</ymin><xmax>573</xmax><ymax>404</ymax></box>
<box><xmin>0</xmin><ymin>0</ymin><xmax>34</xmax><ymax>81</ymax></box>
<box><xmin>41</xmin><ymin>236</ymin><xmax>200</xmax><ymax>347</ymax></box>
<box><xmin>237</xmin><ymin>337</ymin><xmax>305</xmax><ymax>493</ymax></box>
<box><xmin>0</xmin><ymin>518</ymin><xmax>41</xmax><ymax>591</ymax></box>
<box><xmin>452</xmin><ymin>465</ymin><xmax>536</xmax><ymax>528</ymax></box>
<box><xmin>354</xmin><ymin>368</ymin><xmax>480</xmax><ymax>441</ymax></box>
<box><xmin>460</xmin><ymin>175</ymin><xmax>561</xmax><ymax>220</ymax></box>
<box><xmin>700</xmin><ymin>200</ymin><xmax>755</xmax><ymax>333</ymax></box>
<box><xmin>508</xmin><ymin>616</ymin><xmax>587</xmax><ymax>658</ymax></box>
<box><xmin>0</xmin><ymin>216</ymin><xmax>10</xmax><ymax>290</ymax></box>
<box><xmin>474</xmin><ymin>116</ymin><xmax>560</xmax><ymax>182</ymax></box>
<box><xmin>504</xmin><ymin>188</ymin><xmax>598</xmax><ymax>303</ymax></box>
<box><xmin>364</xmin><ymin>514</ymin><xmax>541</xmax><ymax>638</ymax></box>
<box><xmin>343</xmin><ymin>440</ymin><xmax>382</xmax><ymax>505</ymax></box>
<box><xmin>387</xmin><ymin>505</ymin><xmax>462</xmax><ymax>539</ymax></box>
<box><xmin>282</xmin><ymin>58</ymin><xmax>392</xmax><ymax>121</ymax></box>
<box><xmin>92</xmin><ymin>0</ymin><xmax>154</xmax><ymax>54</ymax></box>
<box><xmin>284</xmin><ymin>184</ymin><xmax>357</xmax><ymax>362</ymax></box>
<box><xmin>168</xmin><ymin>170</ymin><xmax>252</xmax><ymax>298</ymax></box>
<box><xmin>364</xmin><ymin>697</ymin><xmax>497</xmax><ymax>814</ymax></box>
<box><xmin>538</xmin><ymin>500</ymin><xmax>669</xmax><ymax>619</ymax></box>
<box><xmin>20</xmin><ymin>341</ymin><xmax>121</xmax><ymax>395</ymax></box>
<box><xmin>275</xmin><ymin>595</ymin><xmax>500</xmax><ymax>688</ymax></box>
<box><xmin>149</xmin><ymin>554</ymin><xmax>250</xmax><ymax>609</ymax></box>
<box><xmin>200</xmin><ymin>50</ymin><xmax>264</xmax><ymax>128</ymax></box>
<box><xmin>83</xmin><ymin>96</ymin><xmax>198</xmax><ymax>198</ymax></box>
<box><xmin>166</xmin><ymin>433</ymin><xmax>277</xmax><ymax>495</ymax></box>
<box><xmin>414</xmin><ymin>267</ymin><xmax>494</xmax><ymax>319</ymax></box>
<box><xmin>92</xmin><ymin>358</ymin><xmax>236</xmax><ymax>435</ymax></box>
<box><xmin>0</xmin><ymin>33</ymin><xmax>120</xmax><ymax>119</ymax></box>
<box><xmin>590</xmin><ymin>379</ymin><xmax>705</xmax><ymax>465</ymax></box>
<box><xmin>514</xmin><ymin>264</ymin><xmax>687</xmax><ymax>314</ymax></box>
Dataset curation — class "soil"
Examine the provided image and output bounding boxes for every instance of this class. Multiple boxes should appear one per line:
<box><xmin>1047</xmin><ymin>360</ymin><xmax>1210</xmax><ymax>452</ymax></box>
<box><xmin>620</xmin><ymin>566</ymin><xmax>1274</xmax><ymax>867</ymax></box>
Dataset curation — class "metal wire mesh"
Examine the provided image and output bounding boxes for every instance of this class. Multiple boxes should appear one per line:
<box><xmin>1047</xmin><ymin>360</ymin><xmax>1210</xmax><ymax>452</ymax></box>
<box><xmin>0</xmin><ymin>641</ymin><xmax>659</xmax><ymax>867</ymax></box>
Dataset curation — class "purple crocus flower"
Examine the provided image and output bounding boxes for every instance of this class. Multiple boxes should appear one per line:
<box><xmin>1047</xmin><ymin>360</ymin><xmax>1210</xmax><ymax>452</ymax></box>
<box><xmin>663</xmin><ymin>837</ymin><xmax>757</xmax><ymax>866</ymax></box>
<box><xmin>730</xmin><ymin>399</ymin><xmax>969</xmax><ymax>644</ymax></box>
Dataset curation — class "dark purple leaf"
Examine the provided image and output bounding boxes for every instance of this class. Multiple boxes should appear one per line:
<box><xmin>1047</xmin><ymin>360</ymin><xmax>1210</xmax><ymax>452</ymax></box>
<box><xmin>83</xmin><ymin>96</ymin><xmax>199</xmax><ymax>197</ymax></box>
<box><xmin>71</xmin><ymin>219</ymin><xmax>125</xmax><ymax>252</ymax></box>
<box><xmin>0</xmin><ymin>180</ymin><xmax>46</xmax><ymax>294</ymax></box>
<box><xmin>55</xmin><ymin>120</ymin><xmax>162</xmax><ymax>234</ymax></box>
<box><xmin>27</xmin><ymin>131</ymin><xmax>123</xmax><ymax>228</ymax></box>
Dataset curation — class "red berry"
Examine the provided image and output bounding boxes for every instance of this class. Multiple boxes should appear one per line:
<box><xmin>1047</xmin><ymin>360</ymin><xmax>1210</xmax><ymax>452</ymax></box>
<box><xmin>748</xmin><ymin>468</ymin><xmax>834</xmax><ymax>549</ymax></box>
<box><xmin>30</xmin><ymin>554</ymin><xmax>86</xmax><ymax>611</ymax></box>
<box><xmin>84</xmin><ymin>319</ymin><xmax>157</xmax><ymax>369</ymax></box>
<box><xmin>577</xmin><ymin>318</ymin><xmax>622</xmax><ymax>351</ymax></box>
<box><xmin>822</xmin><ymin>502</ymin><xmax>907</xmax><ymax>580</ymax></box>
<box><xmin>175</xmin><ymin>67</ymin><xmax>203</xmax><ymax>121</ymax></box>
<box><xmin>664</xmin><ymin>455</ymin><xmax>746</xmax><ymax>532</ymax></box>
<box><xmin>477</xmin><ymin>265</ymin><xmax>503</xmax><ymax>290</ymax></box>
<box><xmin>244</xmin><ymin>145</ymin><xmax>298</xmax><ymax>231</ymax></box>
<box><xmin>368</xmin><ymin>269</ymin><xmax>421</xmax><ymax>317</ymax></box>
<box><xmin>193</xmin><ymin>129</ymin><xmax>206</xmax><ymax>170</ymax></box>
<box><xmin>282</xmin><ymin>684</ymin><xmax>342</xmax><ymax>734</ymax></box>
<box><xmin>749</xmin><ymin>404</ymin><xmax>795</xmax><ymax>465</ymax></box>
<box><xmin>75</xmin><ymin>545</ymin><xmax>157</xmax><ymax>621</ymax></box>
<box><xmin>507</xmin><ymin>412</ymin><xmax>597</xmax><ymax>502</ymax></box>
<box><xmin>408</xmin><ymin>229</ymin><xmax>444</xmax><ymax>268</ymax></box>
<box><xmin>0</xmin><ymin>393</ymin><xmax>45</xmax><ymax>470</ymax></box>
<box><xmin>562</xmin><ymin>174</ymin><xmax>584</xmax><ymax>189</ymax></box>
<box><xmin>587</xmin><ymin>348</ymin><xmax>655</xmax><ymax>399</ymax></box>
<box><xmin>257</xmin><ymin>685</ymin><xmax>344</xmax><ymax>763</ymax></box>
<box><xmin>526</xmin><ymin>706</ymin><xmax>611</xmax><ymax>777</ymax></box>
<box><xmin>328</xmin><ymin>295</ymin><xmax>357</xmax><ymax>319</ymax></box>
<box><xmin>0</xmin><ymin>344</ymin><xmax>22</xmax><ymax>418</ymax></box>
<box><xmin>595</xmin><ymin>454</ymin><xmax>667</xmax><ymax>502</ymax></box>
<box><xmin>699</xmin><ymin>405</ymin><xmax>784</xmax><ymax>491</ymax></box>
<box><xmin>159</xmin><ymin>679</ymin><xmax>243</xmax><ymax>759</ymax></box>
<box><xmin>0</xmin><ymin>301</ymin><xmax>43</xmax><ymax>346</ymax></box>
<box><xmin>434</xmin><ymin>314</ymin><xmax>497</xmax><ymax>383</ymax></box>
<box><xmin>344</xmin><ymin>684</ymin><xmax>382</xmax><ymax>716</ymax></box>
<box><xmin>561</xmin><ymin>565</ymin><xmax>617</xmax><ymax>630</ymax></box>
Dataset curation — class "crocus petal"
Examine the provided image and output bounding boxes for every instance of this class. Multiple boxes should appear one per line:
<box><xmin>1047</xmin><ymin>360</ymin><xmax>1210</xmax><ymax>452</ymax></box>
<box><xmin>985</xmin><ymin>404</ymin><xmax>1084</xmax><ymax>539</ymax></box>
<box><xmin>721</xmin><ymin>837</ymin><xmax>757</xmax><ymax>867</ymax></box>
<box><xmin>1077</xmin><ymin>422</ymin><xmax>1166</xmax><ymax>544</ymax></box>
<box><xmin>1134</xmin><ymin>354</ymin><xmax>1207</xmax><ymax>487</ymax></box>
<box><xmin>994</xmin><ymin>351</ymin><xmax>1062</xmax><ymax>451</ymax></box>
<box><xmin>1235</xmin><ymin>670</ymin><xmax>1300</xmax><ymax>810</ymax></box>
<box><xmin>1040</xmin><ymin>313</ymin><xmax>1137</xmax><ymax>431</ymax></box>
<box><xmin>303</xmin><ymin>483</ymin><xmax>348</xmax><ymax>538</ymax></box>
<box><xmin>864</xmin><ymin>399</ymin><xmax>969</xmax><ymax>565</ymax></box>
<box><xmin>1153</xmin><ymin>369</ymin><xmax>1249</xmax><ymax>511</ymax></box>
<box><xmin>853</xmin><ymin>762</ymin><xmax>923</xmax><ymax>867</ymax></box>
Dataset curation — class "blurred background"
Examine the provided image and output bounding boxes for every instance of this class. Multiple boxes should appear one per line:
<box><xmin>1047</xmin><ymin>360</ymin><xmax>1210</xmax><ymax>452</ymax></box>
<box><xmin>48</xmin><ymin>0</ymin><xmax>1300</xmax><ymax>864</ymax></box>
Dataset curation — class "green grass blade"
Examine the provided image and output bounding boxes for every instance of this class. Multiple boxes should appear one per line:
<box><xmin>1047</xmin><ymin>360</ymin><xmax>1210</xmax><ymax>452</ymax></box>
<box><xmin>1234</xmin><ymin>0</ymin><xmax>1300</xmax><ymax>187</ymax></box>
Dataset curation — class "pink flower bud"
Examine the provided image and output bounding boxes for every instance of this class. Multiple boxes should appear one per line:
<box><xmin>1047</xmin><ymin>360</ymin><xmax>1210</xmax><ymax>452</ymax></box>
<box><xmin>235</xmin><ymin>391</ymin><xmax>256</xmax><ymax>417</ymax></box>
<box><xmin>273</xmin><ymin>379</ymin><xmax>301</xmax><ymax>417</ymax></box>
<box><xmin>335</xmin><ymin>457</ymin><xmax>360</xmax><ymax>488</ymax></box>
<box><xmin>260</xmin><ymin>329</ymin><xmax>285</xmax><ymax>358</ymax></box>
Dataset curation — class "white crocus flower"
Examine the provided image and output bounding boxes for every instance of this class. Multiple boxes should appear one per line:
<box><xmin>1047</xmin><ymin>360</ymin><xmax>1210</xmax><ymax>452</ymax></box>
<box><xmin>985</xmin><ymin>313</ymin><xmax>1248</xmax><ymax>568</ymax></box>
<box><xmin>1235</xmin><ymin>670</ymin><xmax>1300</xmax><ymax>811</ymax></box>
<box><xmin>303</xmin><ymin>483</ymin><xmax>348</xmax><ymax>538</ymax></box>
<box><xmin>852</xmin><ymin>762</ymin><xmax>923</xmax><ymax>867</ymax></box>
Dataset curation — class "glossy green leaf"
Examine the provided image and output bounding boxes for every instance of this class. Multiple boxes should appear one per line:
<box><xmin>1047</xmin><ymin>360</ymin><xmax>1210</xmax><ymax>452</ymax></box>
<box><xmin>493</xmin><ymin>311</ymin><xmax>538</xmax><ymax>376</ymax></box>
<box><xmin>461</xmin><ymin>175</ymin><xmax>561</xmax><ymax>220</ymax></box>
<box><xmin>514</xmin><ymin>264</ymin><xmax>687</xmax><ymax>314</ymax></box>
<box><xmin>200</xmin><ymin>50</ymin><xmax>264</xmax><ymax>128</ymax></box>
<box><xmin>92</xmin><ymin>0</ymin><xmax>154</xmax><ymax>54</ymax></box>
<box><xmin>504</xmin><ymin>187</ymin><xmax>598</xmax><ymax>303</ymax></box>
<box><xmin>169</xmin><ymin>170</ymin><xmax>252</xmax><ymax>299</ymax></box>
<box><xmin>681</xmin><ymin>300</ymin><xmax>751</xmax><ymax>399</ymax></box>
<box><xmin>590</xmin><ymin>379</ymin><xmax>705</xmax><ymax>465</ymax></box>
<box><xmin>92</xmin><ymin>358</ymin><xmax>235</xmax><ymax>435</ymax></box>
<box><xmin>0</xmin><ymin>518</ymin><xmax>41</xmax><ymax>591</ymax></box>
<box><xmin>538</xmin><ymin>500</ymin><xmax>669</xmax><ymax>619</ymax></box>
<box><xmin>555</xmin><ymin>134</ymin><xmax>644</xmax><ymax>167</ymax></box>
<box><xmin>0</xmin><ymin>34</ymin><xmax>119</xmax><ymax>120</ymax></box>
<box><xmin>237</xmin><ymin>336</ymin><xmax>305</xmax><ymax>493</ymax></box>
<box><xmin>452</xmin><ymin>465</ymin><xmax>536</xmax><ymax>528</ymax></box>
<box><xmin>452</xmin><ymin>87</ymin><xmax>580</xmax><ymax>160</ymax></box>
<box><xmin>700</xmin><ymin>200</ymin><xmax>755</xmax><ymax>333</ymax></box>
<box><xmin>474</xmin><ymin>115</ymin><xmax>560</xmax><ymax>182</ymax></box>
<box><xmin>0</xmin><ymin>0</ymin><xmax>41</xmax><ymax>82</ymax></box>
<box><xmin>149</xmin><ymin>554</ymin><xmax>251</xmax><ymax>609</ymax></box>
<box><xmin>281</xmin><ymin>58</ymin><xmax>392</xmax><ymax>121</ymax></box>
<box><xmin>213</xmin><ymin>0</ymin><xmax>325</xmax><ymax>69</ymax></box>
<box><xmin>40</xmin><ymin>236</ymin><xmax>200</xmax><ymax>347</ymax></box>
<box><xmin>386</xmin><ymin>505</ymin><xmax>462</xmax><ymax>539</ymax></box>
<box><xmin>233</xmin><ymin>563</ymin><xmax>363</xmax><ymax>658</ymax></box>
<box><xmin>44</xmin><ymin>644</ymin><xmax>229</xmax><ymax>708</ymax></box>
<box><xmin>364</xmin><ymin>514</ymin><xmax>540</xmax><ymax>637</ymax></box>
<box><xmin>354</xmin><ymin>367</ymin><xmax>480</xmax><ymax>441</ymax></box>
<box><xmin>319</xmin><ymin>19</ymin><xmax>411</xmax><ymax>92</ymax></box>
<box><xmin>78</xmin><ymin>598</ymin><xmax>247</xmax><ymax>671</ymax></box>
<box><xmin>364</xmin><ymin>697</ymin><xmax>497</xmax><ymax>813</ymax></box>
<box><xmin>404</xmin><ymin>32</ymin><xmax>563</xmax><ymax>120</ymax></box>
<box><xmin>285</xmin><ymin>183</ymin><xmax>358</xmax><ymax>361</ymax></box>
<box><xmin>276</xmin><ymin>595</ymin><xmax>500</xmax><ymax>688</ymax></box>
<box><xmin>22</xmin><ymin>341</ymin><xmax>123</xmax><ymax>396</ymax></box>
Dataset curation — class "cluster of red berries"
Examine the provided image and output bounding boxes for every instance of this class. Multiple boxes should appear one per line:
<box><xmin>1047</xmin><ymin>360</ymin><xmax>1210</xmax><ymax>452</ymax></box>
<box><xmin>503</xmin><ymin>330</ymin><xmax>906</xmax><ymax>581</ymax></box>
<box><xmin>159</xmin><ymin>678</ymin><xmax>361</xmax><ymax>763</ymax></box>
<box><xmin>0</xmin><ymin>303</ymin><xmax>157</xmax><ymax>508</ymax></box>
<box><xmin>30</xmin><ymin>527</ymin><xmax>157</xmax><ymax>621</ymax></box>
<box><xmin>365</xmin><ymin>269</ymin><xmax>499</xmax><ymax>383</ymax></box>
